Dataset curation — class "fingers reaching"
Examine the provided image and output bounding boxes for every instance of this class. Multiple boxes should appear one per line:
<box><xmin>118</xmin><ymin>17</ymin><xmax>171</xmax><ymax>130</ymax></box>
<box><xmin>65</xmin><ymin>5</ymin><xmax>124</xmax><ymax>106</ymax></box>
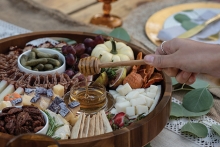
<box><xmin>175</xmin><ymin>71</ymin><xmax>196</xmax><ymax>85</ymax></box>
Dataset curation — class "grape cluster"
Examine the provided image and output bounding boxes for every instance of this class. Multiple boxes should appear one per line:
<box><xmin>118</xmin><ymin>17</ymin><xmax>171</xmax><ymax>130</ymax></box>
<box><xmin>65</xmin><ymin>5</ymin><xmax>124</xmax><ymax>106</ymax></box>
<box><xmin>62</xmin><ymin>35</ymin><xmax>104</xmax><ymax>78</ymax></box>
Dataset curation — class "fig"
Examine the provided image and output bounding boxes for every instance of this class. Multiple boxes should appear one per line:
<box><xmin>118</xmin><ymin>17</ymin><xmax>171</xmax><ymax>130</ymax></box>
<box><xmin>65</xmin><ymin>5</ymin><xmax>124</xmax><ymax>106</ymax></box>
<box><xmin>109</xmin><ymin>68</ymin><xmax>127</xmax><ymax>89</ymax></box>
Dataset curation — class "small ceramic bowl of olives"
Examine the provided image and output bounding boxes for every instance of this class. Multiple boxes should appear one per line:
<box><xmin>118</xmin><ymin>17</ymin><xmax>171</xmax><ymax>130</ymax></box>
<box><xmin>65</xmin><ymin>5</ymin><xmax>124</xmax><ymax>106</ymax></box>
<box><xmin>18</xmin><ymin>48</ymin><xmax>66</xmax><ymax>75</ymax></box>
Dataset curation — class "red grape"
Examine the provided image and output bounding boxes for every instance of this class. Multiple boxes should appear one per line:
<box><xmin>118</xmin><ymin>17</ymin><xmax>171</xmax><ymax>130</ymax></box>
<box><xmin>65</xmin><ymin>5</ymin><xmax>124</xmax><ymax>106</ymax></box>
<box><xmin>94</xmin><ymin>35</ymin><xmax>104</xmax><ymax>45</ymax></box>
<box><xmin>74</xmin><ymin>43</ymin><xmax>86</xmax><ymax>56</ymax></box>
<box><xmin>80</xmin><ymin>53</ymin><xmax>90</xmax><ymax>59</ymax></box>
<box><xmin>61</xmin><ymin>45</ymin><xmax>68</xmax><ymax>55</ymax></box>
<box><xmin>66</xmin><ymin>45</ymin><xmax>76</xmax><ymax>55</ymax></box>
<box><xmin>65</xmin><ymin>54</ymin><xmax>76</xmax><ymax>66</ymax></box>
<box><xmin>84</xmin><ymin>38</ymin><xmax>95</xmax><ymax>48</ymax></box>
<box><xmin>64</xmin><ymin>69</ymin><xmax>75</xmax><ymax>78</ymax></box>
<box><xmin>85</xmin><ymin>47</ymin><xmax>93</xmax><ymax>55</ymax></box>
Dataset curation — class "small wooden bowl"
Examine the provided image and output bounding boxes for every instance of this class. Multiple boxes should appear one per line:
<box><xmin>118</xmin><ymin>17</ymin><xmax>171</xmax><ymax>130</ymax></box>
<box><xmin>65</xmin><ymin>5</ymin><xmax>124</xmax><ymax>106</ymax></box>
<box><xmin>0</xmin><ymin>31</ymin><xmax>172</xmax><ymax>147</ymax></box>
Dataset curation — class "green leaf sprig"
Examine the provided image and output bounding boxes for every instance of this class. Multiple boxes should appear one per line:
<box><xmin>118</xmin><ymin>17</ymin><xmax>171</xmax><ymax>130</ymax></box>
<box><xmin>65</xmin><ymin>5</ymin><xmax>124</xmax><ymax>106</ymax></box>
<box><xmin>44</xmin><ymin>110</ymin><xmax>64</xmax><ymax>137</ymax></box>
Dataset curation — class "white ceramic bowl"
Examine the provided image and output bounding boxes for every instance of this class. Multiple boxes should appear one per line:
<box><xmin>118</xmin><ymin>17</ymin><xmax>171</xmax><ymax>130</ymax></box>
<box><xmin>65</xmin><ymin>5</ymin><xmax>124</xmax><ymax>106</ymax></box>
<box><xmin>36</xmin><ymin>109</ymin><xmax>49</xmax><ymax>135</ymax></box>
<box><xmin>0</xmin><ymin>106</ymin><xmax>48</xmax><ymax>135</ymax></box>
<box><xmin>18</xmin><ymin>48</ymin><xmax>66</xmax><ymax>75</ymax></box>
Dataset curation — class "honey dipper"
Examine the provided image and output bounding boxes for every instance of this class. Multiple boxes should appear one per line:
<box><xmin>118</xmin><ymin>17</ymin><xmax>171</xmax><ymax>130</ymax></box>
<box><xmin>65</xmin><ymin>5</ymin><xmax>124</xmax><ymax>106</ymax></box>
<box><xmin>78</xmin><ymin>56</ymin><xmax>145</xmax><ymax>76</ymax></box>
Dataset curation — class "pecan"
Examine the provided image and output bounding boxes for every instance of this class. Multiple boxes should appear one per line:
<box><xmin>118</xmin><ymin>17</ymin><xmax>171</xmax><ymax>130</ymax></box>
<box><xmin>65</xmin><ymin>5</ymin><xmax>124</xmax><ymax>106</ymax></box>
<box><xmin>7</xmin><ymin>107</ymin><xmax>22</xmax><ymax>115</ymax></box>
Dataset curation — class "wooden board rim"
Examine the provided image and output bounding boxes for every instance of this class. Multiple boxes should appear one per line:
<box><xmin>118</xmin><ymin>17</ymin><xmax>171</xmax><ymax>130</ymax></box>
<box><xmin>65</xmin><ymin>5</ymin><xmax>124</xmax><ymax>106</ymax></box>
<box><xmin>0</xmin><ymin>31</ymin><xmax>172</xmax><ymax>147</ymax></box>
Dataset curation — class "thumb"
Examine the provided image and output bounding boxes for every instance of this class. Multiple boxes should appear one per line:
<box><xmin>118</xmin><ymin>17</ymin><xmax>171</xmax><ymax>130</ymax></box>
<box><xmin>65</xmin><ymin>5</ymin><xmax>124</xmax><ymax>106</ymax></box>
<box><xmin>144</xmin><ymin>54</ymin><xmax>174</xmax><ymax>68</ymax></box>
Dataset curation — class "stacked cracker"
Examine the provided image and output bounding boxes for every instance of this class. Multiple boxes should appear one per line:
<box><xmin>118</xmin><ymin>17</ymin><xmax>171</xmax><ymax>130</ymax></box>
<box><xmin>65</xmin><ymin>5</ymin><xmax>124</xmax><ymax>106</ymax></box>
<box><xmin>71</xmin><ymin>110</ymin><xmax>112</xmax><ymax>139</ymax></box>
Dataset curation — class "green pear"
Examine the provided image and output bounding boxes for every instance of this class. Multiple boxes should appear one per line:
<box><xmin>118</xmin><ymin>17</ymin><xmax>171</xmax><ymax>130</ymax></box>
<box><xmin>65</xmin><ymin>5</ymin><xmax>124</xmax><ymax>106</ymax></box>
<box><xmin>93</xmin><ymin>71</ymin><xmax>109</xmax><ymax>87</ymax></box>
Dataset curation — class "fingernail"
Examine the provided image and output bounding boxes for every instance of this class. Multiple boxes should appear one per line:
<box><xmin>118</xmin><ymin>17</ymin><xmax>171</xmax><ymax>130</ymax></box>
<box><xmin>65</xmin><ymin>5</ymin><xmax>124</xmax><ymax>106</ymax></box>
<box><xmin>188</xmin><ymin>76</ymin><xmax>195</xmax><ymax>83</ymax></box>
<box><xmin>183</xmin><ymin>72</ymin><xmax>189</xmax><ymax>79</ymax></box>
<box><xmin>144</xmin><ymin>55</ymin><xmax>154</xmax><ymax>63</ymax></box>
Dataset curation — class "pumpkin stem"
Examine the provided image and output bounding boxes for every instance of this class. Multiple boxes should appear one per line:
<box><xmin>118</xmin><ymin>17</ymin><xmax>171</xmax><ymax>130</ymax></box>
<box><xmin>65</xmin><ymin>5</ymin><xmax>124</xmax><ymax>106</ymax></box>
<box><xmin>110</xmin><ymin>38</ymin><xmax>117</xmax><ymax>55</ymax></box>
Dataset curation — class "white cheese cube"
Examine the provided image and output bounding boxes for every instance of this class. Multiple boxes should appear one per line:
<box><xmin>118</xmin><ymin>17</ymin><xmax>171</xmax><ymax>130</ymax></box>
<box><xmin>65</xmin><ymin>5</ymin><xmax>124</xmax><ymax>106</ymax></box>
<box><xmin>140</xmin><ymin>92</ymin><xmax>148</xmax><ymax>96</ymax></box>
<box><xmin>125</xmin><ymin>90</ymin><xmax>139</xmax><ymax>100</ymax></box>
<box><xmin>130</xmin><ymin>99</ymin><xmax>137</xmax><ymax>107</ymax></box>
<box><xmin>145</xmin><ymin>88</ymin><xmax>150</xmax><ymax>93</ymax></box>
<box><xmin>146</xmin><ymin>92</ymin><xmax>157</xmax><ymax>99</ymax></box>
<box><xmin>109</xmin><ymin>90</ymin><xmax>118</xmax><ymax>95</ymax></box>
<box><xmin>145</xmin><ymin>97</ymin><xmax>154</xmax><ymax>107</ymax></box>
<box><xmin>117</xmin><ymin>83</ymin><xmax>132</xmax><ymax>96</ymax></box>
<box><xmin>115</xmin><ymin>101</ymin><xmax>130</xmax><ymax>113</ymax></box>
<box><xmin>110</xmin><ymin>108</ymin><xmax>117</xmax><ymax>114</ymax></box>
<box><xmin>136</xmin><ymin>97</ymin><xmax>146</xmax><ymax>105</ymax></box>
<box><xmin>136</xmin><ymin>105</ymin><xmax>148</xmax><ymax>115</ymax></box>
<box><xmin>116</xmin><ymin>97</ymin><xmax>127</xmax><ymax>103</ymax></box>
<box><xmin>137</xmin><ymin>94</ymin><xmax>147</xmax><ymax>99</ymax></box>
<box><xmin>116</xmin><ymin>95</ymin><xmax>126</xmax><ymax>99</ymax></box>
<box><xmin>126</xmin><ymin>106</ymin><xmax>135</xmax><ymax>116</ymax></box>
<box><xmin>133</xmin><ymin>88</ymin><xmax>145</xmax><ymax>93</ymax></box>
<box><xmin>149</xmin><ymin>85</ymin><xmax>158</xmax><ymax>93</ymax></box>
<box><xmin>116</xmin><ymin>85</ymin><xmax>123</xmax><ymax>93</ymax></box>
<box><xmin>113</xmin><ymin>93</ymin><xmax>121</xmax><ymax>99</ymax></box>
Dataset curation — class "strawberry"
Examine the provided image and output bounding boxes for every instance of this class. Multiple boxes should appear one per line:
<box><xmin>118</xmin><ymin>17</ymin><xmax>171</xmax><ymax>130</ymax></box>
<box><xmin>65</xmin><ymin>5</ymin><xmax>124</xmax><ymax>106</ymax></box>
<box><xmin>113</xmin><ymin>112</ymin><xmax>129</xmax><ymax>128</ymax></box>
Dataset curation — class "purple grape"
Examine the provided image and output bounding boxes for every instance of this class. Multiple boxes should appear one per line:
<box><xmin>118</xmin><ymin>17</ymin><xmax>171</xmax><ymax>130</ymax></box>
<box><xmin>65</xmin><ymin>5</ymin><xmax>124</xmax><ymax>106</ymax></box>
<box><xmin>65</xmin><ymin>54</ymin><xmax>76</xmax><ymax>66</ymax></box>
<box><xmin>94</xmin><ymin>35</ymin><xmax>104</xmax><ymax>45</ymax></box>
<box><xmin>85</xmin><ymin>47</ymin><xmax>93</xmax><ymax>55</ymax></box>
<box><xmin>80</xmin><ymin>53</ymin><xmax>90</xmax><ymax>59</ymax></box>
<box><xmin>66</xmin><ymin>45</ymin><xmax>76</xmax><ymax>55</ymax></box>
<box><xmin>84</xmin><ymin>38</ymin><xmax>95</xmax><ymax>48</ymax></box>
<box><xmin>65</xmin><ymin>69</ymin><xmax>75</xmax><ymax>78</ymax></box>
<box><xmin>61</xmin><ymin>45</ymin><xmax>68</xmax><ymax>55</ymax></box>
<box><xmin>74</xmin><ymin>43</ymin><xmax>86</xmax><ymax>56</ymax></box>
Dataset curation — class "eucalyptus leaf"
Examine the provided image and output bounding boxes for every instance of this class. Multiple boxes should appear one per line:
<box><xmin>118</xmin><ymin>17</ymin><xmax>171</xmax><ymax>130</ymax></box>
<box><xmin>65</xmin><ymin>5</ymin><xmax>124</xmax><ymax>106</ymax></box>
<box><xmin>211</xmin><ymin>124</ymin><xmax>220</xmax><ymax>136</ymax></box>
<box><xmin>182</xmin><ymin>88</ymin><xmax>213</xmax><ymax>112</ymax></box>
<box><xmin>181</xmin><ymin>122</ymin><xmax>208</xmax><ymax>138</ymax></box>
<box><xmin>171</xmin><ymin>78</ymin><xmax>208</xmax><ymax>89</ymax></box>
<box><xmin>93</xmin><ymin>29</ymin><xmax>108</xmax><ymax>36</ymax></box>
<box><xmin>174</xmin><ymin>14</ymin><xmax>191</xmax><ymax>23</ymax></box>
<box><xmin>109</xmin><ymin>27</ymin><xmax>130</xmax><ymax>42</ymax></box>
<box><xmin>181</xmin><ymin>21</ymin><xmax>198</xmax><ymax>30</ymax></box>
<box><xmin>170</xmin><ymin>102</ymin><xmax>210</xmax><ymax>117</ymax></box>
<box><xmin>190</xmin><ymin>79</ymin><xmax>209</xmax><ymax>89</ymax></box>
<box><xmin>66</xmin><ymin>40</ymin><xmax>77</xmax><ymax>45</ymax></box>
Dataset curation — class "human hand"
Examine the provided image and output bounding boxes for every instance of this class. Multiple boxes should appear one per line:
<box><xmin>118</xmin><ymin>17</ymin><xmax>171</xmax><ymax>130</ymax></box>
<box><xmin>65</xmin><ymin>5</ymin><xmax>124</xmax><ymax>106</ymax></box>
<box><xmin>144</xmin><ymin>38</ymin><xmax>220</xmax><ymax>85</ymax></box>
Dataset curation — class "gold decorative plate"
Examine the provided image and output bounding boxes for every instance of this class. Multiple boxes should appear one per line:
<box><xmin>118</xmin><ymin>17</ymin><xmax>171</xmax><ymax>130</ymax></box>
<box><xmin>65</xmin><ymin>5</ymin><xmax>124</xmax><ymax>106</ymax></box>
<box><xmin>145</xmin><ymin>2</ymin><xmax>220</xmax><ymax>46</ymax></box>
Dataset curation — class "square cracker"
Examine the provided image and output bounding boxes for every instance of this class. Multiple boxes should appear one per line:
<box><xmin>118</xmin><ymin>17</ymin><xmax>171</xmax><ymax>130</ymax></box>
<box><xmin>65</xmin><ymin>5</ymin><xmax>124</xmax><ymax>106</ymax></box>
<box><xmin>100</xmin><ymin>110</ymin><xmax>113</xmax><ymax>133</ymax></box>
<box><xmin>78</xmin><ymin>113</ymin><xmax>86</xmax><ymax>138</ymax></box>
<box><xmin>82</xmin><ymin>115</ymin><xmax>90</xmax><ymax>138</ymax></box>
<box><xmin>88</xmin><ymin>115</ymin><xmax>95</xmax><ymax>137</ymax></box>
<box><xmin>70</xmin><ymin>113</ymin><xmax>83</xmax><ymax>139</ymax></box>
<box><xmin>95</xmin><ymin>112</ymin><xmax>100</xmax><ymax>136</ymax></box>
<box><xmin>99</xmin><ymin>112</ymin><xmax>104</xmax><ymax>134</ymax></box>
